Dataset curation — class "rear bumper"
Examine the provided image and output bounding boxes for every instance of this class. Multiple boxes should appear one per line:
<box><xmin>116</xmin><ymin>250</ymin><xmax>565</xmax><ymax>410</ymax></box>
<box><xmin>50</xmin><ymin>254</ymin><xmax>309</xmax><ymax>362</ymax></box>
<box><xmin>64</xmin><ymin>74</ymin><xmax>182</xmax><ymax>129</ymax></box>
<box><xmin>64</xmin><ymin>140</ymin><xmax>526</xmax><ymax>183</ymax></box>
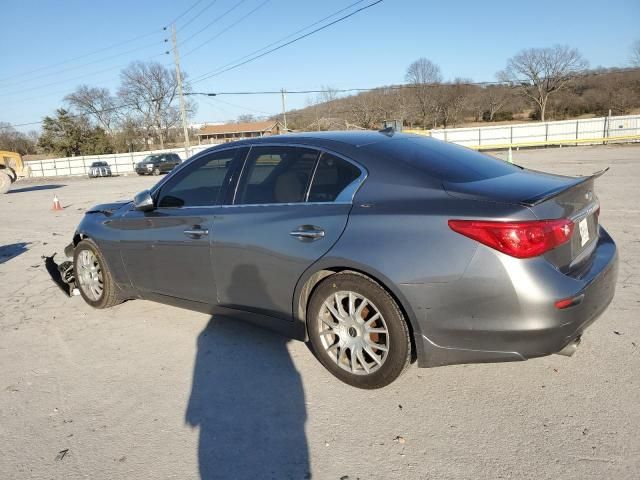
<box><xmin>404</xmin><ymin>226</ymin><xmax>618</xmax><ymax>367</ymax></box>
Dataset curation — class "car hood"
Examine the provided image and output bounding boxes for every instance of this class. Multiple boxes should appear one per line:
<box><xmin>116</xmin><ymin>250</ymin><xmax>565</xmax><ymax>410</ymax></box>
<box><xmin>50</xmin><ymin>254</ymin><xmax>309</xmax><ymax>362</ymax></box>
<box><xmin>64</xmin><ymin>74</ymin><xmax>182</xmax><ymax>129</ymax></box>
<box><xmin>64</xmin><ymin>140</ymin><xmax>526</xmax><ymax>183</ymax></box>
<box><xmin>86</xmin><ymin>200</ymin><xmax>131</xmax><ymax>216</ymax></box>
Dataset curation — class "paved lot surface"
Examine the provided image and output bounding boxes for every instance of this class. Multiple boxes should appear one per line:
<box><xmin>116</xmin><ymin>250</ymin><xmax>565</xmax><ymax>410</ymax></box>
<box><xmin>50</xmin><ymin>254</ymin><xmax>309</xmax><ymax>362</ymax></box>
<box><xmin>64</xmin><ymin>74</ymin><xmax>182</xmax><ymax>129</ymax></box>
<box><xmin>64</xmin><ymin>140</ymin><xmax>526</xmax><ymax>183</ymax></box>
<box><xmin>1</xmin><ymin>144</ymin><xmax>639</xmax><ymax>480</ymax></box>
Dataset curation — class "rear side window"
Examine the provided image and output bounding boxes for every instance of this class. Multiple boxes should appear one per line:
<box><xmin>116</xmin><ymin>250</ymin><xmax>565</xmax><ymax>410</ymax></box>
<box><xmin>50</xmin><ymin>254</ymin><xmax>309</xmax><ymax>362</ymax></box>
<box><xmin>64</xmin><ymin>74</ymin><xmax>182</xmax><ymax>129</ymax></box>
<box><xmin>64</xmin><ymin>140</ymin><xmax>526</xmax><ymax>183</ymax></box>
<box><xmin>308</xmin><ymin>153</ymin><xmax>361</xmax><ymax>202</ymax></box>
<box><xmin>371</xmin><ymin>137</ymin><xmax>520</xmax><ymax>183</ymax></box>
<box><xmin>235</xmin><ymin>146</ymin><xmax>319</xmax><ymax>205</ymax></box>
<box><xmin>158</xmin><ymin>149</ymin><xmax>238</xmax><ymax>207</ymax></box>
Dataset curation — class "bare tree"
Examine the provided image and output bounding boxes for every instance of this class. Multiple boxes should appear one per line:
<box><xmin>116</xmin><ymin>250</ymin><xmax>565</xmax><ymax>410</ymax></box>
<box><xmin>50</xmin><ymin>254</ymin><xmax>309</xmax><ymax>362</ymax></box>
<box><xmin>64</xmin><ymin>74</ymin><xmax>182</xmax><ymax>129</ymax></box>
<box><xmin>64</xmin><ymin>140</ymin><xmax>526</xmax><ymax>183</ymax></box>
<box><xmin>482</xmin><ymin>85</ymin><xmax>512</xmax><ymax>121</ymax></box>
<box><xmin>498</xmin><ymin>45</ymin><xmax>588</xmax><ymax>121</ymax></box>
<box><xmin>436</xmin><ymin>79</ymin><xmax>471</xmax><ymax>128</ymax></box>
<box><xmin>117</xmin><ymin>61</ymin><xmax>194</xmax><ymax>149</ymax></box>
<box><xmin>405</xmin><ymin>58</ymin><xmax>442</xmax><ymax>128</ymax></box>
<box><xmin>236</xmin><ymin>114</ymin><xmax>256</xmax><ymax>123</ymax></box>
<box><xmin>64</xmin><ymin>85</ymin><xmax>118</xmax><ymax>135</ymax></box>
<box><xmin>631</xmin><ymin>40</ymin><xmax>640</xmax><ymax>66</ymax></box>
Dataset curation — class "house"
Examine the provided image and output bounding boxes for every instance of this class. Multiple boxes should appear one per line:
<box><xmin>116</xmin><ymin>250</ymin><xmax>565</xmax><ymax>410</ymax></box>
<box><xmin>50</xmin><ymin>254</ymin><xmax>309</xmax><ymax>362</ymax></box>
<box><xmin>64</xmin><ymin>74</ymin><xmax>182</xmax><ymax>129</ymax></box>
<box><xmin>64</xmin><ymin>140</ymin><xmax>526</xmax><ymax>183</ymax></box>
<box><xmin>197</xmin><ymin>120</ymin><xmax>286</xmax><ymax>144</ymax></box>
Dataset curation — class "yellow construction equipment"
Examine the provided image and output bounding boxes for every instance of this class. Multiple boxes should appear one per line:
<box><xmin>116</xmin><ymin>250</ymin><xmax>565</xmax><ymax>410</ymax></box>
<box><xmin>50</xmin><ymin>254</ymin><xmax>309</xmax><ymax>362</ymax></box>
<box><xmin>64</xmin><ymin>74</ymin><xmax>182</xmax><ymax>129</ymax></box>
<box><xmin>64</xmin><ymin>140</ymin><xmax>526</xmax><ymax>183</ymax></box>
<box><xmin>0</xmin><ymin>150</ymin><xmax>29</xmax><ymax>194</ymax></box>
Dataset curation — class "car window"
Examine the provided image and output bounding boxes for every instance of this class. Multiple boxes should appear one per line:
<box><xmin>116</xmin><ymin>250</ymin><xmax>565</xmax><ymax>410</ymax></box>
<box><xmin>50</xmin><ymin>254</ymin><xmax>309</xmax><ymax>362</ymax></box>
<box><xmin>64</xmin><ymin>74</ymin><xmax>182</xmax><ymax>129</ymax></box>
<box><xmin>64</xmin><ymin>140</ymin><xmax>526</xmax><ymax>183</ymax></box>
<box><xmin>368</xmin><ymin>137</ymin><xmax>521</xmax><ymax>183</ymax></box>
<box><xmin>308</xmin><ymin>153</ymin><xmax>362</xmax><ymax>202</ymax></box>
<box><xmin>157</xmin><ymin>149</ymin><xmax>238</xmax><ymax>208</ymax></box>
<box><xmin>235</xmin><ymin>146</ymin><xmax>319</xmax><ymax>205</ymax></box>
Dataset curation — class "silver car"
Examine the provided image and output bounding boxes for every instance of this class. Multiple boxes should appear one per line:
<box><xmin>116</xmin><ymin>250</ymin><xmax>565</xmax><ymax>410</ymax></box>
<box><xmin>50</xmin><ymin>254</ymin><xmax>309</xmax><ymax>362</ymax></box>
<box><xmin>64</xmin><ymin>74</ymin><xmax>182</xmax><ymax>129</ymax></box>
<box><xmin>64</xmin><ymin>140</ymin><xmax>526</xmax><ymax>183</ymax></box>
<box><xmin>88</xmin><ymin>161</ymin><xmax>112</xmax><ymax>178</ymax></box>
<box><xmin>65</xmin><ymin>131</ymin><xmax>618</xmax><ymax>388</ymax></box>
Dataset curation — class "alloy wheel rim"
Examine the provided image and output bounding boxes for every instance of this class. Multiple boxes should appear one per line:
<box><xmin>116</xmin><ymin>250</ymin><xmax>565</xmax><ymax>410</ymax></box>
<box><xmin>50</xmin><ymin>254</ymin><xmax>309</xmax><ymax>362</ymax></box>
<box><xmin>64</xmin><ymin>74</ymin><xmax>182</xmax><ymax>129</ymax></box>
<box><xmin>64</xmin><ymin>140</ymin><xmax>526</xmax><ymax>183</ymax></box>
<box><xmin>77</xmin><ymin>250</ymin><xmax>103</xmax><ymax>301</ymax></box>
<box><xmin>317</xmin><ymin>291</ymin><xmax>389</xmax><ymax>375</ymax></box>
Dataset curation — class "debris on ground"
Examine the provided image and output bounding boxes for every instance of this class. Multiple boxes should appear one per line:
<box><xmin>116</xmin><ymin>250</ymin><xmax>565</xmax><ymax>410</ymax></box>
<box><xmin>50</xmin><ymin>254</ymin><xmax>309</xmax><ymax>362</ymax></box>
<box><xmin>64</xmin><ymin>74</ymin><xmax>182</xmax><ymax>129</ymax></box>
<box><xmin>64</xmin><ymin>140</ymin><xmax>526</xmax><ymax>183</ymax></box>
<box><xmin>393</xmin><ymin>435</ymin><xmax>406</xmax><ymax>444</ymax></box>
<box><xmin>55</xmin><ymin>449</ymin><xmax>69</xmax><ymax>461</ymax></box>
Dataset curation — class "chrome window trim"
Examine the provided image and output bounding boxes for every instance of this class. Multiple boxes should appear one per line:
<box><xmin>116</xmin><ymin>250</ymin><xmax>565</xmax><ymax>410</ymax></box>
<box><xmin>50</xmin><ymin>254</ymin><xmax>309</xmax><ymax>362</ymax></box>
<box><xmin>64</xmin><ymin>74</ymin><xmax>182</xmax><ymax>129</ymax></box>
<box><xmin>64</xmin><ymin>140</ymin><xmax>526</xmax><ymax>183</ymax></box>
<box><xmin>230</xmin><ymin>142</ymin><xmax>368</xmax><ymax>208</ymax></box>
<box><xmin>150</xmin><ymin>142</ymin><xmax>368</xmax><ymax>210</ymax></box>
<box><xmin>150</xmin><ymin>145</ymin><xmax>244</xmax><ymax>197</ymax></box>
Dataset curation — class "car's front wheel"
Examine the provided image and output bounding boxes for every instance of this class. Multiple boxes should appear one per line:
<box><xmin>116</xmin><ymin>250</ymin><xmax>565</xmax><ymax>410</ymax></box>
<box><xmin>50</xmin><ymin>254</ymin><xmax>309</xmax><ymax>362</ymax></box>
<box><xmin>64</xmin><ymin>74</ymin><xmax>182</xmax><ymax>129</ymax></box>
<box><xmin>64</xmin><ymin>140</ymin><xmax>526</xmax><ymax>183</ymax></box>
<box><xmin>307</xmin><ymin>273</ymin><xmax>412</xmax><ymax>389</ymax></box>
<box><xmin>152</xmin><ymin>167</ymin><xmax>160</xmax><ymax>175</ymax></box>
<box><xmin>74</xmin><ymin>239</ymin><xmax>123</xmax><ymax>309</ymax></box>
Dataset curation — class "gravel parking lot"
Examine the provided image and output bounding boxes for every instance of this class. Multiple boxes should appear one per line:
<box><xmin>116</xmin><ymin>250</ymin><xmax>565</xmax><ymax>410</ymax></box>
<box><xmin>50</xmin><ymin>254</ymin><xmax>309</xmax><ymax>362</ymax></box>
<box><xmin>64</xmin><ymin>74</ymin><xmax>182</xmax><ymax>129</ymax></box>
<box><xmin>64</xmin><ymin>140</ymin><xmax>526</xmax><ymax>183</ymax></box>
<box><xmin>1</xmin><ymin>144</ymin><xmax>639</xmax><ymax>480</ymax></box>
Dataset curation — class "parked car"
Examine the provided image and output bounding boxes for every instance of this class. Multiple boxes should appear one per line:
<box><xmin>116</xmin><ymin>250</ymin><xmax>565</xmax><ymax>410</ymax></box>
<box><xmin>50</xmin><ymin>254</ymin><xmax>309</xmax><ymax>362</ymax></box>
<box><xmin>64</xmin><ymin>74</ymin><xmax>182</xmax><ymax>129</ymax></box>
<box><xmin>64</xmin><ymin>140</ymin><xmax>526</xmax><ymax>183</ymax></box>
<box><xmin>88</xmin><ymin>161</ymin><xmax>112</xmax><ymax>178</ymax></box>
<box><xmin>65</xmin><ymin>131</ymin><xmax>618</xmax><ymax>388</ymax></box>
<box><xmin>135</xmin><ymin>153</ymin><xmax>181</xmax><ymax>176</ymax></box>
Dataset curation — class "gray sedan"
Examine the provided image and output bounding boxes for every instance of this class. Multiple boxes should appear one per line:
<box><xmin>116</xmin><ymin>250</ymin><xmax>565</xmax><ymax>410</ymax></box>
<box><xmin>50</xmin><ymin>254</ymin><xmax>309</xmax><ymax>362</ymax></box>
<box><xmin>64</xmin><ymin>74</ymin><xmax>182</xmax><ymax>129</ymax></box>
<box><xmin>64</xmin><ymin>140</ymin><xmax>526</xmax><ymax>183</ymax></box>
<box><xmin>65</xmin><ymin>131</ymin><xmax>618</xmax><ymax>388</ymax></box>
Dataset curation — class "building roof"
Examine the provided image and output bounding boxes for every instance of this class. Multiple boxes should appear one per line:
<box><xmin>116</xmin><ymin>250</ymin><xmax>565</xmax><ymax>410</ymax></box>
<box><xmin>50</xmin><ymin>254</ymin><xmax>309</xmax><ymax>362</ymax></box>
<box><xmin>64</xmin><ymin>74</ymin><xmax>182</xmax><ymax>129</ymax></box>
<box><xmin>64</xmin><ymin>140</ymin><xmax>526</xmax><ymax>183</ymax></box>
<box><xmin>198</xmin><ymin>120</ymin><xmax>281</xmax><ymax>136</ymax></box>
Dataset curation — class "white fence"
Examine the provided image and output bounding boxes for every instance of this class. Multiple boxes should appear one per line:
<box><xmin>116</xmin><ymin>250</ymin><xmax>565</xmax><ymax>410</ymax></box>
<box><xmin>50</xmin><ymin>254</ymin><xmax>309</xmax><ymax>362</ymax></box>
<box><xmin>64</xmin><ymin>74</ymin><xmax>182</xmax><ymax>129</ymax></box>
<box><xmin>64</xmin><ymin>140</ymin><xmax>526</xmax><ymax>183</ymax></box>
<box><xmin>23</xmin><ymin>114</ymin><xmax>640</xmax><ymax>178</ymax></box>
<box><xmin>25</xmin><ymin>145</ymin><xmax>215</xmax><ymax>178</ymax></box>
<box><xmin>425</xmin><ymin>114</ymin><xmax>640</xmax><ymax>150</ymax></box>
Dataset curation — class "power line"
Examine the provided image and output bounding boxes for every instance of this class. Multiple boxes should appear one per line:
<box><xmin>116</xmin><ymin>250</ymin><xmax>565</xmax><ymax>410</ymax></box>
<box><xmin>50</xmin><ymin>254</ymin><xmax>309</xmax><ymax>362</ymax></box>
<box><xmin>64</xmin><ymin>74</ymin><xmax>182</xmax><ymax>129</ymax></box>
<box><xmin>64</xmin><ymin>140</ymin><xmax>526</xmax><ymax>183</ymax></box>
<box><xmin>191</xmin><ymin>0</ymin><xmax>384</xmax><ymax>84</ymax></box>
<box><xmin>182</xmin><ymin>0</ymin><xmax>271</xmax><ymax>58</ymax></box>
<box><xmin>166</xmin><ymin>0</ymin><xmax>207</xmax><ymax>27</ymax></box>
<box><xmin>0</xmin><ymin>41</ymin><xmax>164</xmax><ymax>89</ymax></box>
<box><xmin>0</xmin><ymin>1</ymin><xmax>211</xmax><ymax>89</ymax></box>
<box><xmin>181</xmin><ymin>0</ymin><xmax>248</xmax><ymax>45</ymax></box>
<box><xmin>0</xmin><ymin>30</ymin><xmax>163</xmax><ymax>84</ymax></box>
<box><xmin>189</xmin><ymin>0</ymin><xmax>369</xmax><ymax>83</ymax></box>
<box><xmin>0</xmin><ymin>53</ymin><xmax>167</xmax><ymax>99</ymax></box>
<box><xmin>174</xmin><ymin>0</ymin><xmax>219</xmax><ymax>32</ymax></box>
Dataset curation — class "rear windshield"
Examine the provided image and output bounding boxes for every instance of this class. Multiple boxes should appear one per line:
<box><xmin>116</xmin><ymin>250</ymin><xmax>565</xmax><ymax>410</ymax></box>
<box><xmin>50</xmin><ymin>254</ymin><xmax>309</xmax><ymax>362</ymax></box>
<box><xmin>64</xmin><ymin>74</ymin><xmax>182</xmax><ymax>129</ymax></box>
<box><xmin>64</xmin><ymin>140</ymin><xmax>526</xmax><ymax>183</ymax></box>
<box><xmin>371</xmin><ymin>136</ymin><xmax>521</xmax><ymax>183</ymax></box>
<box><xmin>91</xmin><ymin>162</ymin><xmax>107</xmax><ymax>167</ymax></box>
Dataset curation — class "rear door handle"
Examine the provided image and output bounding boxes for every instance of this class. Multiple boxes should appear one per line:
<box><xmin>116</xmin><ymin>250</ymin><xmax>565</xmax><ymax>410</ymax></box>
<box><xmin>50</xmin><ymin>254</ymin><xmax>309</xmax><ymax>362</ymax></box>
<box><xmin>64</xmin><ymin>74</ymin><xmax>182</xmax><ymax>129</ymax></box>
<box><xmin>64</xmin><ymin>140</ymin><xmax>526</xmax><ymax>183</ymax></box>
<box><xmin>290</xmin><ymin>226</ymin><xmax>325</xmax><ymax>240</ymax></box>
<box><xmin>184</xmin><ymin>227</ymin><xmax>209</xmax><ymax>238</ymax></box>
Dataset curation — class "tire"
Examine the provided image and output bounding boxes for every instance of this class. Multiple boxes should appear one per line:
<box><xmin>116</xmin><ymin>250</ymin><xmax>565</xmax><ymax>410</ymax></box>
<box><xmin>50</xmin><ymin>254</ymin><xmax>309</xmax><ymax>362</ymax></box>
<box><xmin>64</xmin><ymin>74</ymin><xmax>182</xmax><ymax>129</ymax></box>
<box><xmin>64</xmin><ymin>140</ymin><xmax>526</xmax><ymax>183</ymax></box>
<box><xmin>4</xmin><ymin>167</ymin><xmax>17</xmax><ymax>182</ymax></box>
<box><xmin>73</xmin><ymin>239</ymin><xmax>124</xmax><ymax>309</ymax></box>
<box><xmin>152</xmin><ymin>167</ymin><xmax>160</xmax><ymax>176</ymax></box>
<box><xmin>307</xmin><ymin>272</ymin><xmax>411</xmax><ymax>389</ymax></box>
<box><xmin>0</xmin><ymin>171</ymin><xmax>11</xmax><ymax>194</ymax></box>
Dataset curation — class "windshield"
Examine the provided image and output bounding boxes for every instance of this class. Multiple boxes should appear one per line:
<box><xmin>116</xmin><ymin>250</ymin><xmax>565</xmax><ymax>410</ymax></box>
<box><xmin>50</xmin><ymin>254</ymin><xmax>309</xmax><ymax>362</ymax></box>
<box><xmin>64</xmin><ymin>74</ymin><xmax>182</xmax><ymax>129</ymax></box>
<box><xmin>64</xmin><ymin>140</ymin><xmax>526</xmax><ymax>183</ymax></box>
<box><xmin>142</xmin><ymin>155</ymin><xmax>161</xmax><ymax>162</ymax></box>
<box><xmin>91</xmin><ymin>162</ymin><xmax>107</xmax><ymax>167</ymax></box>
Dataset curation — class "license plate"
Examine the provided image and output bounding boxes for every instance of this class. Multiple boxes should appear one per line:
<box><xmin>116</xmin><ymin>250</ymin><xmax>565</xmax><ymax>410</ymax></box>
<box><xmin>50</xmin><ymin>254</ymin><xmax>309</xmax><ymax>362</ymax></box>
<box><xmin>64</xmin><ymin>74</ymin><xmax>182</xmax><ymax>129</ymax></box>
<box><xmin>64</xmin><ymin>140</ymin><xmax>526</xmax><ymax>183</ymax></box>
<box><xmin>579</xmin><ymin>218</ymin><xmax>589</xmax><ymax>246</ymax></box>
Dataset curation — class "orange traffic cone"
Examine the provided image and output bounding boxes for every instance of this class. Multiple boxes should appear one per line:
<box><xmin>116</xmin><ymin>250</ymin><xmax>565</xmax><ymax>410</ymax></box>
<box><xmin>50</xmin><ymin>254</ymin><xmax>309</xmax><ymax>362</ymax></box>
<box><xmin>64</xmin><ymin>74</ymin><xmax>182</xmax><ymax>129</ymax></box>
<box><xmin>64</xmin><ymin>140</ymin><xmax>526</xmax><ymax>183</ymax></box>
<box><xmin>51</xmin><ymin>194</ymin><xmax>63</xmax><ymax>211</ymax></box>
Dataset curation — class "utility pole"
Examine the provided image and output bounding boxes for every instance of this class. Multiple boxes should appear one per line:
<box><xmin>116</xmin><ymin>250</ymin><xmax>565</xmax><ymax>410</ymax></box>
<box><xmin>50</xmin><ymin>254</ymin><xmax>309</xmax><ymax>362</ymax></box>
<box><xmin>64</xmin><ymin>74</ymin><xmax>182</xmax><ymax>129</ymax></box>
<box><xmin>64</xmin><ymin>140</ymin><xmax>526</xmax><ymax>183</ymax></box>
<box><xmin>280</xmin><ymin>88</ymin><xmax>287</xmax><ymax>130</ymax></box>
<box><xmin>171</xmin><ymin>24</ymin><xmax>190</xmax><ymax>160</ymax></box>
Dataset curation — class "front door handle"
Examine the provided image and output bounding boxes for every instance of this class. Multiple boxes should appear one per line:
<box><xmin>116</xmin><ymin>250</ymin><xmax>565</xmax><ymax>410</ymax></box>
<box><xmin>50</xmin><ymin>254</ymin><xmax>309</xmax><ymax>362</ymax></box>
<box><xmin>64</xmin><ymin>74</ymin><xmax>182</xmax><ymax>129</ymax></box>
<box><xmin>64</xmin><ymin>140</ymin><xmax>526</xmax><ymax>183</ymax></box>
<box><xmin>184</xmin><ymin>227</ymin><xmax>209</xmax><ymax>238</ymax></box>
<box><xmin>290</xmin><ymin>226</ymin><xmax>325</xmax><ymax>241</ymax></box>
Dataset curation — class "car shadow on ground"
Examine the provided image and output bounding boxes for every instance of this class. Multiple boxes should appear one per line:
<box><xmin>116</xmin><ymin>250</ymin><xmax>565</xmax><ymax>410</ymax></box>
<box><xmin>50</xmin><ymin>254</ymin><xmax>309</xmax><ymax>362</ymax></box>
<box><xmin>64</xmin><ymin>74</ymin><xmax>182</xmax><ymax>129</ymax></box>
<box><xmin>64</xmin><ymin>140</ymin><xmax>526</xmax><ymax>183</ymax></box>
<box><xmin>0</xmin><ymin>242</ymin><xmax>30</xmax><ymax>264</ymax></box>
<box><xmin>185</xmin><ymin>317</ymin><xmax>310</xmax><ymax>480</ymax></box>
<box><xmin>7</xmin><ymin>184</ymin><xmax>65</xmax><ymax>193</ymax></box>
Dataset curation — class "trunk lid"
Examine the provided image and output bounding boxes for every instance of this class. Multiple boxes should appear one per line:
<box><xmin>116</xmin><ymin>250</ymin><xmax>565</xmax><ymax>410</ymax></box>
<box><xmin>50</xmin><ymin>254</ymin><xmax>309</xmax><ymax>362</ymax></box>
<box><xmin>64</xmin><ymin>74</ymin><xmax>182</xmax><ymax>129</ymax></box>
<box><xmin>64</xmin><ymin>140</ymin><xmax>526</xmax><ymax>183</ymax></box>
<box><xmin>444</xmin><ymin>168</ymin><xmax>605</xmax><ymax>270</ymax></box>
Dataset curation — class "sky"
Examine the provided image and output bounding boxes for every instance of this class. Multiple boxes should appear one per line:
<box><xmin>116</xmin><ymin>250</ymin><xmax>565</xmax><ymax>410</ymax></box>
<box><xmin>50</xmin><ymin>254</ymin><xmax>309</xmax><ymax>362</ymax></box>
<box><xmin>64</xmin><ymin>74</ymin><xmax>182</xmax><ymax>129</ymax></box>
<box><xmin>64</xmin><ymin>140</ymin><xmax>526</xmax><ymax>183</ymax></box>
<box><xmin>1</xmin><ymin>0</ymin><xmax>639</xmax><ymax>131</ymax></box>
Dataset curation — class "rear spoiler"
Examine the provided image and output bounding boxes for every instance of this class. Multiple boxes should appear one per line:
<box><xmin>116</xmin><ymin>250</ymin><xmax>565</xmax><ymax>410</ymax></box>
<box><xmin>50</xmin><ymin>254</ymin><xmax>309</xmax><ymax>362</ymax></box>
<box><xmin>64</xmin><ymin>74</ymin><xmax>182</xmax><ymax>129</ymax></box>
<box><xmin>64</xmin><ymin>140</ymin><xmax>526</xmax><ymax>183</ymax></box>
<box><xmin>520</xmin><ymin>167</ymin><xmax>609</xmax><ymax>207</ymax></box>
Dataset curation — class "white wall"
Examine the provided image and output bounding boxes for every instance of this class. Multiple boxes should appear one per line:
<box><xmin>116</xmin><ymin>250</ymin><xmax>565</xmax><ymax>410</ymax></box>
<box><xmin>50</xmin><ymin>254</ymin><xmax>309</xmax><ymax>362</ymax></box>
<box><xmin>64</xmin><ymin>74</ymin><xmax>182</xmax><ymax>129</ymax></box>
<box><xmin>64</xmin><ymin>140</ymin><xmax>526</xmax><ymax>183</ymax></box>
<box><xmin>25</xmin><ymin>145</ymin><xmax>214</xmax><ymax>178</ymax></box>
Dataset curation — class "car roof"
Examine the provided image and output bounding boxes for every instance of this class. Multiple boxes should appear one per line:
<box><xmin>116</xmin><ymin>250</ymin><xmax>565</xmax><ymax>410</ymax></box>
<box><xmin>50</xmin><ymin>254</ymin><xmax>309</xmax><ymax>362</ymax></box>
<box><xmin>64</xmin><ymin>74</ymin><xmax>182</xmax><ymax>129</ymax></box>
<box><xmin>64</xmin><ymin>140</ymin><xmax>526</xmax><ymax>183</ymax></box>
<box><xmin>213</xmin><ymin>130</ymin><xmax>414</xmax><ymax>149</ymax></box>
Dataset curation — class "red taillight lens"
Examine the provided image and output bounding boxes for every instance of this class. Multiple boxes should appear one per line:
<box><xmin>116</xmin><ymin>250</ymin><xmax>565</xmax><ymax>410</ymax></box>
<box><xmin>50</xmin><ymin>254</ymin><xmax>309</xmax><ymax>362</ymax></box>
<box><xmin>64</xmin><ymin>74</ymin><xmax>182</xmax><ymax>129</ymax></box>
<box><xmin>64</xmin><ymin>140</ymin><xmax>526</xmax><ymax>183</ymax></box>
<box><xmin>448</xmin><ymin>218</ymin><xmax>574</xmax><ymax>258</ymax></box>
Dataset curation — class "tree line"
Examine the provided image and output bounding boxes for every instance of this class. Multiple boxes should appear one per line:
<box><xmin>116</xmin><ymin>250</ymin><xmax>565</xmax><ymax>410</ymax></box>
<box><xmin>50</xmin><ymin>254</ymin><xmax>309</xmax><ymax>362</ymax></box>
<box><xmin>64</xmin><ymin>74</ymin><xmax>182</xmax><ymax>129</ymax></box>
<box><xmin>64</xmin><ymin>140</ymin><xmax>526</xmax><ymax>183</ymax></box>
<box><xmin>1</xmin><ymin>43</ymin><xmax>639</xmax><ymax>157</ymax></box>
<box><xmin>284</xmin><ymin>44</ymin><xmax>640</xmax><ymax>131</ymax></box>
<box><xmin>0</xmin><ymin>61</ymin><xmax>196</xmax><ymax>157</ymax></box>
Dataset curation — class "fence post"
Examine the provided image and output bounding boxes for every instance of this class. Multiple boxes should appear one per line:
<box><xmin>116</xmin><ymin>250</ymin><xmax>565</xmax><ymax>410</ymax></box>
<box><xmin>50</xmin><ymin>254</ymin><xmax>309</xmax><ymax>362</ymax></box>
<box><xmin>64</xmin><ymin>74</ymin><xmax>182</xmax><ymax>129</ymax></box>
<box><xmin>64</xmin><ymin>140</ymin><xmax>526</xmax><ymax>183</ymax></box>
<box><xmin>40</xmin><ymin>161</ymin><xmax>44</xmax><ymax>177</ymax></box>
<box><xmin>544</xmin><ymin>122</ymin><xmax>549</xmax><ymax>146</ymax></box>
<box><xmin>510</xmin><ymin>126</ymin><xmax>513</xmax><ymax>147</ymax></box>
<box><xmin>478</xmin><ymin>128</ymin><xmax>481</xmax><ymax>148</ymax></box>
<box><xmin>113</xmin><ymin>155</ymin><xmax>119</xmax><ymax>175</ymax></box>
<box><xmin>575</xmin><ymin>120</ymin><xmax>579</xmax><ymax>146</ymax></box>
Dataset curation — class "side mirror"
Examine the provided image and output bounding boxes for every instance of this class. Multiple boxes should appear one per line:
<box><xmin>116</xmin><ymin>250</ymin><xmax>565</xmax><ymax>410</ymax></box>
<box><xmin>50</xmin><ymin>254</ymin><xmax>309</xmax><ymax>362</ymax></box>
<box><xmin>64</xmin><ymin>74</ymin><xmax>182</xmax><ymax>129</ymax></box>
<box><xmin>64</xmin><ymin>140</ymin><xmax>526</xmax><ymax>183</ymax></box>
<box><xmin>133</xmin><ymin>190</ymin><xmax>154</xmax><ymax>212</ymax></box>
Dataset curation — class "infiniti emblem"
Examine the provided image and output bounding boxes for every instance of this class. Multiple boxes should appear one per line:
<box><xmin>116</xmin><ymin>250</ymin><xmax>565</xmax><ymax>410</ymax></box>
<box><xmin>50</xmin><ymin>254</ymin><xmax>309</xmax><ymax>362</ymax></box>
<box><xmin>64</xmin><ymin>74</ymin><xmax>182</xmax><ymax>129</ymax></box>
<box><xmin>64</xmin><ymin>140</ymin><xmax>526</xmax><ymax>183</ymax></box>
<box><xmin>585</xmin><ymin>191</ymin><xmax>593</xmax><ymax>201</ymax></box>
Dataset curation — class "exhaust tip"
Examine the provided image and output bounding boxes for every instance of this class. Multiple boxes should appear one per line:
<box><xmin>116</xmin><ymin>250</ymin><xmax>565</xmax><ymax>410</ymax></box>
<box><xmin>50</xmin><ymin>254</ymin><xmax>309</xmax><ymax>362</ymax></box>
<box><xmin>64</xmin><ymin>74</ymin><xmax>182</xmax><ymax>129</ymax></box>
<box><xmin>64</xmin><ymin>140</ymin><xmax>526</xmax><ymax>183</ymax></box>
<box><xmin>557</xmin><ymin>337</ymin><xmax>581</xmax><ymax>357</ymax></box>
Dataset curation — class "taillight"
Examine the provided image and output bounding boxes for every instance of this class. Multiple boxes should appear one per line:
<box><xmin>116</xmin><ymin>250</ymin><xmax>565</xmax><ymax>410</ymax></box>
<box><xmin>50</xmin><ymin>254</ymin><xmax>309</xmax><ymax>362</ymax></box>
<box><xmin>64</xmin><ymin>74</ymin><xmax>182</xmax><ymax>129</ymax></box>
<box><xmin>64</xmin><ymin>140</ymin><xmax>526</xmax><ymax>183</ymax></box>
<box><xmin>448</xmin><ymin>218</ymin><xmax>574</xmax><ymax>259</ymax></box>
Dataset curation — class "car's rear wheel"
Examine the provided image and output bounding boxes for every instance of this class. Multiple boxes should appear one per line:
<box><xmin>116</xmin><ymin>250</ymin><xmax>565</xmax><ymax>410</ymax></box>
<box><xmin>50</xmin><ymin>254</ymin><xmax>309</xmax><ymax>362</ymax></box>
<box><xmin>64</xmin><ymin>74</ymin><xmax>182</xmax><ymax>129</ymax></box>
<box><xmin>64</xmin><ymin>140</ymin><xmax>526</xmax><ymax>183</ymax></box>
<box><xmin>153</xmin><ymin>167</ymin><xmax>160</xmax><ymax>176</ymax></box>
<box><xmin>307</xmin><ymin>273</ymin><xmax>411</xmax><ymax>389</ymax></box>
<box><xmin>74</xmin><ymin>239</ymin><xmax>123</xmax><ymax>309</ymax></box>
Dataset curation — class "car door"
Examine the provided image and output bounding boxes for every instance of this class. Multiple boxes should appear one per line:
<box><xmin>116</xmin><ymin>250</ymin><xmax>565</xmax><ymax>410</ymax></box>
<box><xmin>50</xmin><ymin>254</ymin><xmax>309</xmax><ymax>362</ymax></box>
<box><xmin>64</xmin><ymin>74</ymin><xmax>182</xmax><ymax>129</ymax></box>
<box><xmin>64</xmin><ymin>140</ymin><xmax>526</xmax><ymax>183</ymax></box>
<box><xmin>211</xmin><ymin>146</ymin><xmax>365</xmax><ymax>321</ymax></box>
<box><xmin>118</xmin><ymin>147</ymin><xmax>245</xmax><ymax>303</ymax></box>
